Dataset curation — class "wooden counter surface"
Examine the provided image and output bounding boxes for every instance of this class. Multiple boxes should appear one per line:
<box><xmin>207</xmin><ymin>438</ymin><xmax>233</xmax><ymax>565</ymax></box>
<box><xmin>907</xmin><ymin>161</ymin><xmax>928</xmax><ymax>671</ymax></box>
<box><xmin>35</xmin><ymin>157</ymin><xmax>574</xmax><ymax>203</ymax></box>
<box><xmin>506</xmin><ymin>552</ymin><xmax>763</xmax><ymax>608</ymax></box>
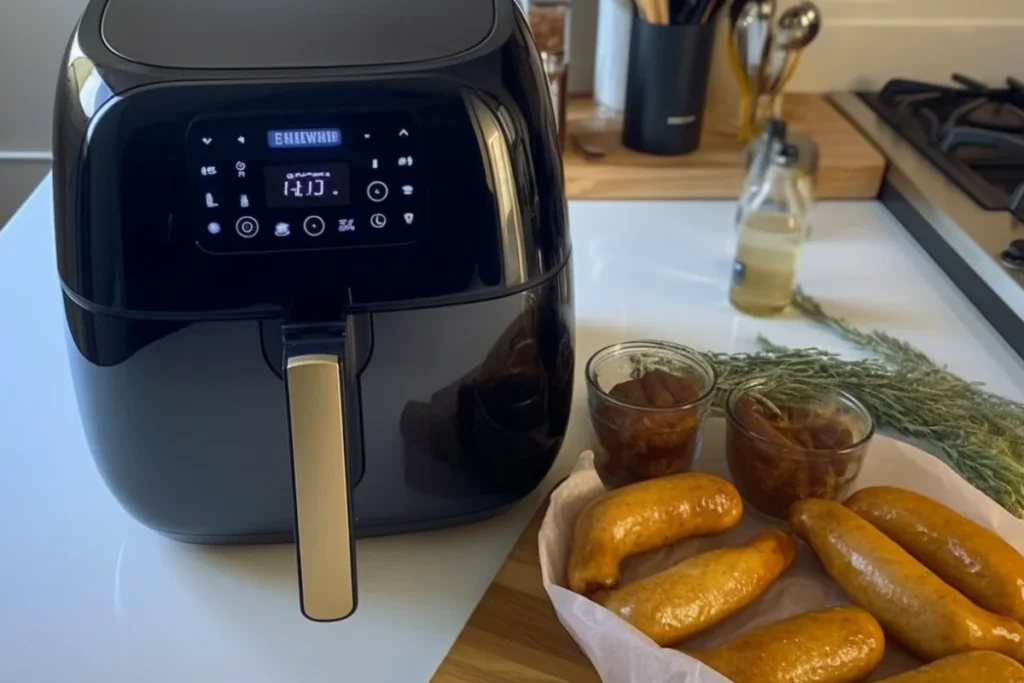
<box><xmin>431</xmin><ymin>503</ymin><xmax>599</xmax><ymax>683</ymax></box>
<box><xmin>564</xmin><ymin>94</ymin><xmax>884</xmax><ymax>200</ymax></box>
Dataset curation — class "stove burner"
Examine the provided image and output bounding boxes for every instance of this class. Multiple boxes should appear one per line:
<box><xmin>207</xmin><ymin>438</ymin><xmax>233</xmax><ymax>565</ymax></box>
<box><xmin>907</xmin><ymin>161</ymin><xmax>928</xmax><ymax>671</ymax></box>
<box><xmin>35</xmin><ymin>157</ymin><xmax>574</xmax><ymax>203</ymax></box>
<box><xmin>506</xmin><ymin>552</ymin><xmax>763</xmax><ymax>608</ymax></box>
<box><xmin>964</xmin><ymin>100</ymin><xmax>1024</xmax><ymax>133</ymax></box>
<box><xmin>863</xmin><ymin>74</ymin><xmax>1024</xmax><ymax>221</ymax></box>
<box><xmin>1003</xmin><ymin>239</ymin><xmax>1024</xmax><ymax>270</ymax></box>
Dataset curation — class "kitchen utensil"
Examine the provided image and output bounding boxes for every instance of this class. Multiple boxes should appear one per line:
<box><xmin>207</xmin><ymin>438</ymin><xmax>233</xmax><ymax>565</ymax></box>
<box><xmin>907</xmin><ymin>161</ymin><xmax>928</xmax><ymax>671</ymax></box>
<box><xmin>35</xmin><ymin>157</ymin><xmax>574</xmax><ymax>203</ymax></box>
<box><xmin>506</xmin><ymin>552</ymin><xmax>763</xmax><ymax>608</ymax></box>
<box><xmin>729</xmin><ymin>3</ymin><xmax>757</xmax><ymax>95</ymax></box>
<box><xmin>729</xmin><ymin>0</ymin><xmax>748</xmax><ymax>27</ymax></box>
<box><xmin>758</xmin><ymin>2</ymin><xmax>820</xmax><ymax>129</ymax></box>
<box><xmin>726</xmin><ymin>1</ymin><xmax>755</xmax><ymax>132</ymax></box>
<box><xmin>624</xmin><ymin>15</ymin><xmax>718</xmax><ymax>154</ymax></box>
<box><xmin>635</xmin><ymin>0</ymin><xmax>655</xmax><ymax>23</ymax></box>
<box><xmin>700</xmin><ymin>0</ymin><xmax>727</xmax><ymax>24</ymax></box>
<box><xmin>656</xmin><ymin>0</ymin><xmax>671</xmax><ymax>24</ymax></box>
<box><xmin>572</xmin><ymin>132</ymin><xmax>609</xmax><ymax>160</ymax></box>
<box><xmin>670</xmin><ymin>0</ymin><xmax>690</xmax><ymax>24</ymax></box>
<box><xmin>54</xmin><ymin>0</ymin><xmax>574</xmax><ymax>624</ymax></box>
<box><xmin>637</xmin><ymin>0</ymin><xmax>669</xmax><ymax>24</ymax></box>
<box><xmin>775</xmin><ymin>1</ymin><xmax>821</xmax><ymax>49</ymax></box>
<box><xmin>733</xmin><ymin>0</ymin><xmax>773</xmax><ymax>140</ymax></box>
<box><xmin>765</xmin><ymin>1</ymin><xmax>819</xmax><ymax>86</ymax></box>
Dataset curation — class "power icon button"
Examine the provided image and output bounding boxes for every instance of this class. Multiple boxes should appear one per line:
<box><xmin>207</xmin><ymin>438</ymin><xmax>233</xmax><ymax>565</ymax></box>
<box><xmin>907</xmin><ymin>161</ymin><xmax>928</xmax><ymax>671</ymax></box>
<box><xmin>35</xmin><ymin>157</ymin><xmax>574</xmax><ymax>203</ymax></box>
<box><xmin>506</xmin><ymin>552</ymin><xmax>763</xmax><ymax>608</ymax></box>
<box><xmin>235</xmin><ymin>216</ymin><xmax>259</xmax><ymax>238</ymax></box>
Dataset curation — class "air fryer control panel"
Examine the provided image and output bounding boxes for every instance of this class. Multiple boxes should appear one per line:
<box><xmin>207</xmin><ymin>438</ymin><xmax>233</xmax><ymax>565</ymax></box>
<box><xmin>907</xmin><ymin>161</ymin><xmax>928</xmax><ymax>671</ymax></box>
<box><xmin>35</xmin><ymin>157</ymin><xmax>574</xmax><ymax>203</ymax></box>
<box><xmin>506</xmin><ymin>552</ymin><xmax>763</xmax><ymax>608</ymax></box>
<box><xmin>187</xmin><ymin>112</ymin><xmax>428</xmax><ymax>253</ymax></box>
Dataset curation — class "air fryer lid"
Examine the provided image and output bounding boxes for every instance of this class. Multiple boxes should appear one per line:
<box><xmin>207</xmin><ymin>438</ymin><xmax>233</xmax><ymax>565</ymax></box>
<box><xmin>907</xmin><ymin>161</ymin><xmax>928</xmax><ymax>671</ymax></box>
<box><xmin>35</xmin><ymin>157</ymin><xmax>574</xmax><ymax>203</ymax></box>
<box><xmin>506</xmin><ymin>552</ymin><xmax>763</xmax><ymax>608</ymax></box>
<box><xmin>100</xmin><ymin>0</ymin><xmax>496</xmax><ymax>69</ymax></box>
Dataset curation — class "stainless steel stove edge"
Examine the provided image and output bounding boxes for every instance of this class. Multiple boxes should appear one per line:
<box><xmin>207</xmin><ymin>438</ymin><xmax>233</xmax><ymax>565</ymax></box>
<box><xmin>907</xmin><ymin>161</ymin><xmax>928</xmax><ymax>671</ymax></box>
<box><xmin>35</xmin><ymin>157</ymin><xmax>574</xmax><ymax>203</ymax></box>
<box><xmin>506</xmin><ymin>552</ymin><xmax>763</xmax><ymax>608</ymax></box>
<box><xmin>831</xmin><ymin>91</ymin><xmax>1024</xmax><ymax>324</ymax></box>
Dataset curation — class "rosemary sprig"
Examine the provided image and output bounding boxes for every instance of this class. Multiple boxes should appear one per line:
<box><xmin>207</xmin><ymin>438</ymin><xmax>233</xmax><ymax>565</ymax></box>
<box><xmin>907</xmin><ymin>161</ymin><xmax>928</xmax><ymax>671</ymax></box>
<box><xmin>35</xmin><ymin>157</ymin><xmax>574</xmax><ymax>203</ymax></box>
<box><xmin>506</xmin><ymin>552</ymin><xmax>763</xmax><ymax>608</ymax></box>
<box><xmin>706</xmin><ymin>288</ymin><xmax>1024</xmax><ymax>517</ymax></box>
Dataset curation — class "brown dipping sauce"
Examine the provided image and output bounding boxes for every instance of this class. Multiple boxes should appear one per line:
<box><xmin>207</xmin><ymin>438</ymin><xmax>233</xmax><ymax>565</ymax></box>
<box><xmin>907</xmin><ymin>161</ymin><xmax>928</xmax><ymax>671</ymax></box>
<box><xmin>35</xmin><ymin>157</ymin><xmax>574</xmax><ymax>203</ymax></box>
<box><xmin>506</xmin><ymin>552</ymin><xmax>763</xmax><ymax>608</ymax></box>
<box><xmin>591</xmin><ymin>369</ymin><xmax>707</xmax><ymax>487</ymax></box>
<box><xmin>726</xmin><ymin>395</ymin><xmax>867</xmax><ymax>519</ymax></box>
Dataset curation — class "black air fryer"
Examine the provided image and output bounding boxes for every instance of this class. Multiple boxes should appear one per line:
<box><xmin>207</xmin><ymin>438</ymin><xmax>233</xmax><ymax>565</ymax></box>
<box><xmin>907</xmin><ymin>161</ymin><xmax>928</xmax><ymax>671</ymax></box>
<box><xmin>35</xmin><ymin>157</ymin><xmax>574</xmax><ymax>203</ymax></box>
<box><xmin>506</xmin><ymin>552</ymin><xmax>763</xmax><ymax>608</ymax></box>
<box><xmin>53</xmin><ymin>0</ymin><xmax>573</xmax><ymax>622</ymax></box>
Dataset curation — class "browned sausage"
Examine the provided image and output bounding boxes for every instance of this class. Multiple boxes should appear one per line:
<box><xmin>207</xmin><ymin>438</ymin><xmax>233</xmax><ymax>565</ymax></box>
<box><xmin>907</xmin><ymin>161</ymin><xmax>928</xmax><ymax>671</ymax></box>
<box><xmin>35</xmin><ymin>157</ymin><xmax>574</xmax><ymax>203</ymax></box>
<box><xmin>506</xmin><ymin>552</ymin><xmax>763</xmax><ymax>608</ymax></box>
<box><xmin>877</xmin><ymin>652</ymin><xmax>1024</xmax><ymax>682</ymax></box>
<box><xmin>790</xmin><ymin>498</ymin><xmax>1024</xmax><ymax>662</ymax></box>
<box><xmin>567</xmin><ymin>473</ymin><xmax>742</xmax><ymax>594</ymax></box>
<box><xmin>600</xmin><ymin>530</ymin><xmax>795</xmax><ymax>646</ymax></box>
<box><xmin>688</xmin><ymin>607</ymin><xmax>885</xmax><ymax>683</ymax></box>
<box><xmin>846</xmin><ymin>486</ymin><xmax>1024</xmax><ymax>619</ymax></box>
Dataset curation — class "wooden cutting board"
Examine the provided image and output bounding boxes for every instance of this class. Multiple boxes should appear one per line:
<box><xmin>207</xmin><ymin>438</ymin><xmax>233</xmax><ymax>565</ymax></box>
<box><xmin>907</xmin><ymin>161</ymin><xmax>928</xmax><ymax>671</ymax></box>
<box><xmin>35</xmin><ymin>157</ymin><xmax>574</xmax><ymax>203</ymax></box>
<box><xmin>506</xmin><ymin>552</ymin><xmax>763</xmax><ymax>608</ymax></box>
<box><xmin>564</xmin><ymin>94</ymin><xmax>884</xmax><ymax>200</ymax></box>
<box><xmin>430</xmin><ymin>501</ymin><xmax>600</xmax><ymax>683</ymax></box>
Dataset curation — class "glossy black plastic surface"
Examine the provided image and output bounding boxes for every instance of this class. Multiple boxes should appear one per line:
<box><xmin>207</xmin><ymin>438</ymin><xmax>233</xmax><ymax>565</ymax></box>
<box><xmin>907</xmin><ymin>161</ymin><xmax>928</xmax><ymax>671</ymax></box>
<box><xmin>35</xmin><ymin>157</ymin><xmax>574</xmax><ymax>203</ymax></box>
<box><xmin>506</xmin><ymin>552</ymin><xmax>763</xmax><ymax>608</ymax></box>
<box><xmin>55</xmin><ymin>0</ymin><xmax>568</xmax><ymax>318</ymax></box>
<box><xmin>56</xmin><ymin>0</ymin><xmax>573</xmax><ymax>544</ymax></box>
<box><xmin>102</xmin><ymin>0</ymin><xmax>495</xmax><ymax>70</ymax></box>
<box><xmin>64</xmin><ymin>270</ymin><xmax>574</xmax><ymax>542</ymax></box>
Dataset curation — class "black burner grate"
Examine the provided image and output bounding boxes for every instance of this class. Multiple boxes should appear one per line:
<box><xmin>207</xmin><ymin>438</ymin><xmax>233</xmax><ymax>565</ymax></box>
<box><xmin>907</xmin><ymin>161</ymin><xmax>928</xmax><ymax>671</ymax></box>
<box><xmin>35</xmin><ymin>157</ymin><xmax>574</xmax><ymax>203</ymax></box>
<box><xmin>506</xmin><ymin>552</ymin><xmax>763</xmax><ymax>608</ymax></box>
<box><xmin>861</xmin><ymin>74</ymin><xmax>1024</xmax><ymax>220</ymax></box>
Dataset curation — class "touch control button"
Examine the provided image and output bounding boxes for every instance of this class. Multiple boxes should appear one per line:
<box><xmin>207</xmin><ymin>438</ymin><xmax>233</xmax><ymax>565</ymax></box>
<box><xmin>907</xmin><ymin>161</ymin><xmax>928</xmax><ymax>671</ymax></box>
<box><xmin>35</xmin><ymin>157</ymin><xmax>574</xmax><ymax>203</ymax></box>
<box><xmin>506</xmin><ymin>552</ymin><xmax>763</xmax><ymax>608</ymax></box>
<box><xmin>235</xmin><ymin>216</ymin><xmax>259</xmax><ymax>238</ymax></box>
<box><xmin>367</xmin><ymin>181</ymin><xmax>389</xmax><ymax>203</ymax></box>
<box><xmin>370</xmin><ymin>213</ymin><xmax>387</xmax><ymax>229</ymax></box>
<box><xmin>304</xmin><ymin>215</ymin><xmax>326</xmax><ymax>236</ymax></box>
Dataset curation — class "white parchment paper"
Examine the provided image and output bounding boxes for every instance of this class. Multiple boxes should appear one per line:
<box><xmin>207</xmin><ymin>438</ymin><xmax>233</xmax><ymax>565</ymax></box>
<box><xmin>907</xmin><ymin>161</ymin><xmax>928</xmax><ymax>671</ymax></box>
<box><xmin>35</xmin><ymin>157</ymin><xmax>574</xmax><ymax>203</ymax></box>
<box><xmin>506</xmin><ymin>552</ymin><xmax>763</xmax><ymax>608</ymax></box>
<box><xmin>538</xmin><ymin>418</ymin><xmax>1024</xmax><ymax>683</ymax></box>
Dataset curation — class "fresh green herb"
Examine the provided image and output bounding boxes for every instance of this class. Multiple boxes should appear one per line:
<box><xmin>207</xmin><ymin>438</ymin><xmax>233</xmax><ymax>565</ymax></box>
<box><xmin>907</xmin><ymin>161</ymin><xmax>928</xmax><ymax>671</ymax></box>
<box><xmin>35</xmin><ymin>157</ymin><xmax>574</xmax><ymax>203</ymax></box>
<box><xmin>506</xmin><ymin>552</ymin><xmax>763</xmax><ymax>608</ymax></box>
<box><xmin>705</xmin><ymin>288</ymin><xmax>1024</xmax><ymax>517</ymax></box>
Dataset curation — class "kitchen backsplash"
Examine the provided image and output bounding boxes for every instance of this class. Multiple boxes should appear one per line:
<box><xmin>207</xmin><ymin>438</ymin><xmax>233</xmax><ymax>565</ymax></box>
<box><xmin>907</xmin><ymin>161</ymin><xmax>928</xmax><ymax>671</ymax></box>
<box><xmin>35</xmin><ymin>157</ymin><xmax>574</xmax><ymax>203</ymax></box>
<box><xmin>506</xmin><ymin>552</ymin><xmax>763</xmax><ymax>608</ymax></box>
<box><xmin>567</xmin><ymin>0</ymin><xmax>1024</xmax><ymax>94</ymax></box>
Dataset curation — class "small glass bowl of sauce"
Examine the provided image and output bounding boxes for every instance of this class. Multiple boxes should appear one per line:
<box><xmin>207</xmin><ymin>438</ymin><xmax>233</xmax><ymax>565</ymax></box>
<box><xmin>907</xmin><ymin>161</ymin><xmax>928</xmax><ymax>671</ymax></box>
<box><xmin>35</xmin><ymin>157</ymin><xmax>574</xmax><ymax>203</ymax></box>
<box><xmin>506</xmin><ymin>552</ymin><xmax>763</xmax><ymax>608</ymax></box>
<box><xmin>725</xmin><ymin>380</ymin><xmax>875</xmax><ymax>519</ymax></box>
<box><xmin>586</xmin><ymin>341</ymin><xmax>717</xmax><ymax>488</ymax></box>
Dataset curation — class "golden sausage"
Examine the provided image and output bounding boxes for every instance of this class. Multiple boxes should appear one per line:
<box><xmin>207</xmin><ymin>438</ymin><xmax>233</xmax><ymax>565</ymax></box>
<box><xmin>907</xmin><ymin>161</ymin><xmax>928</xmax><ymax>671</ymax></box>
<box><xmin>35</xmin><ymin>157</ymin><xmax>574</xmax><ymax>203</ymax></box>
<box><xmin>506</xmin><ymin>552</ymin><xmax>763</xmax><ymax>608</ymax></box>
<box><xmin>600</xmin><ymin>530</ymin><xmax>796</xmax><ymax>646</ymax></box>
<box><xmin>846</xmin><ymin>486</ymin><xmax>1024</xmax><ymax>620</ymax></box>
<box><xmin>688</xmin><ymin>607</ymin><xmax>885</xmax><ymax>683</ymax></box>
<box><xmin>567</xmin><ymin>473</ymin><xmax>742</xmax><ymax>594</ymax></box>
<box><xmin>877</xmin><ymin>652</ymin><xmax>1024</xmax><ymax>682</ymax></box>
<box><xmin>790</xmin><ymin>498</ymin><xmax>1024</xmax><ymax>662</ymax></box>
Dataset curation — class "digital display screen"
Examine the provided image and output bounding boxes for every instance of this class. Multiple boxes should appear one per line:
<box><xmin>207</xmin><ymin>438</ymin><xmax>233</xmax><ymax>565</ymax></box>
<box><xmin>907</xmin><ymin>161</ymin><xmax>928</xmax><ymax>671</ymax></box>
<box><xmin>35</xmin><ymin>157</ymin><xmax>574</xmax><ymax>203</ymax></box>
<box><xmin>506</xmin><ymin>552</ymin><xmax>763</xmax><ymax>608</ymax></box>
<box><xmin>189</xmin><ymin>110</ymin><xmax>426</xmax><ymax>254</ymax></box>
<box><xmin>267</xmin><ymin>128</ymin><xmax>342</xmax><ymax>149</ymax></box>
<box><xmin>264</xmin><ymin>164</ymin><xmax>351</xmax><ymax>208</ymax></box>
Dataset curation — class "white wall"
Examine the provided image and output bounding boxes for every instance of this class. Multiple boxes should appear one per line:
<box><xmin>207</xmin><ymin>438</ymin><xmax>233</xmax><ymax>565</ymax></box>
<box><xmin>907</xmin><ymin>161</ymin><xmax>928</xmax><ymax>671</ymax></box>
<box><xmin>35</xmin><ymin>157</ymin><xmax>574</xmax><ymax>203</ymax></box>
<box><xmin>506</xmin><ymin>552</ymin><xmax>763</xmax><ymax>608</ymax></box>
<box><xmin>783</xmin><ymin>0</ymin><xmax>1024</xmax><ymax>91</ymax></box>
<box><xmin>3</xmin><ymin>0</ymin><xmax>1023</xmax><ymax>154</ymax></box>
<box><xmin>0</xmin><ymin>0</ymin><xmax>1022</xmax><ymax>221</ymax></box>
<box><xmin>4</xmin><ymin>0</ymin><xmax>1024</xmax><ymax>145</ymax></box>
<box><xmin>0</xmin><ymin>0</ymin><xmax>84</xmax><ymax>225</ymax></box>
<box><xmin>1</xmin><ymin>0</ymin><xmax>85</xmax><ymax>154</ymax></box>
<box><xmin>577</xmin><ymin>0</ymin><xmax>1024</xmax><ymax>94</ymax></box>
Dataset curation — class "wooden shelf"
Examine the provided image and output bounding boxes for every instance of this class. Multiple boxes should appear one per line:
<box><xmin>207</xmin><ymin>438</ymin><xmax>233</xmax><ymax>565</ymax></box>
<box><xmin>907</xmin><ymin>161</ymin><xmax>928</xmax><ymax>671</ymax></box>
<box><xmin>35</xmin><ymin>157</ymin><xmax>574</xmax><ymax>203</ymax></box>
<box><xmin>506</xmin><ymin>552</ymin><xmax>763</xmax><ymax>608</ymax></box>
<box><xmin>564</xmin><ymin>94</ymin><xmax>885</xmax><ymax>200</ymax></box>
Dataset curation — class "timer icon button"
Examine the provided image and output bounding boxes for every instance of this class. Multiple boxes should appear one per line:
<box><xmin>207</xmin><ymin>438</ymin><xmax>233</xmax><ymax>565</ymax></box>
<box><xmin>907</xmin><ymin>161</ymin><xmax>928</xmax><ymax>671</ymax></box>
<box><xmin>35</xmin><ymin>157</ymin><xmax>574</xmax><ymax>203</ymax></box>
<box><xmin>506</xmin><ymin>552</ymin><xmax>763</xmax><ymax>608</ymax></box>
<box><xmin>235</xmin><ymin>216</ymin><xmax>259</xmax><ymax>239</ymax></box>
<box><xmin>303</xmin><ymin>215</ymin><xmax>326</xmax><ymax>236</ymax></box>
<box><xmin>367</xmin><ymin>181</ymin><xmax>389</xmax><ymax>203</ymax></box>
<box><xmin>370</xmin><ymin>213</ymin><xmax>387</xmax><ymax>229</ymax></box>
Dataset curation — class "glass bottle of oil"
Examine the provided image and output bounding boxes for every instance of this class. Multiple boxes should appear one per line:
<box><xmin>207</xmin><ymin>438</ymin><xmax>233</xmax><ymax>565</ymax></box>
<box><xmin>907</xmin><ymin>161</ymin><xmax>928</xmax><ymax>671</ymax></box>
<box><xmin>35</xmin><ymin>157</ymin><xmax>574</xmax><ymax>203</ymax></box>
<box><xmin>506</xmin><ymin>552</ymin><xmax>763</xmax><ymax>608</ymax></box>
<box><xmin>730</xmin><ymin>144</ymin><xmax>808</xmax><ymax>316</ymax></box>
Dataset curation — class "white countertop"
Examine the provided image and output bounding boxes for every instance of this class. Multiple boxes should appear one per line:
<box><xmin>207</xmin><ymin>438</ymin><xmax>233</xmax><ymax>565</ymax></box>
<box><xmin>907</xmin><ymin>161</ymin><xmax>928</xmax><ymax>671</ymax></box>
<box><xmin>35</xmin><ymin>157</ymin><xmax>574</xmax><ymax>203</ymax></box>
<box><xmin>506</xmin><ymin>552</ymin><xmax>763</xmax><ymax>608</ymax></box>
<box><xmin>2</xmin><ymin>178</ymin><xmax>1024</xmax><ymax>683</ymax></box>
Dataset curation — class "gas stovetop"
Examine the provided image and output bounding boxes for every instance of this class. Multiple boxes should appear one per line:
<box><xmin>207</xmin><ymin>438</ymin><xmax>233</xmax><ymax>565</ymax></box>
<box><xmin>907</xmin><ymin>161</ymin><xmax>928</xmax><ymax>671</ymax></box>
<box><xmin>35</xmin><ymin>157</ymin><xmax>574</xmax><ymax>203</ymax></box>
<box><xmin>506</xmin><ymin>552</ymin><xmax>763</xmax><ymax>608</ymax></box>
<box><xmin>833</xmin><ymin>82</ymin><xmax>1024</xmax><ymax>361</ymax></box>
<box><xmin>860</xmin><ymin>74</ymin><xmax>1024</xmax><ymax>223</ymax></box>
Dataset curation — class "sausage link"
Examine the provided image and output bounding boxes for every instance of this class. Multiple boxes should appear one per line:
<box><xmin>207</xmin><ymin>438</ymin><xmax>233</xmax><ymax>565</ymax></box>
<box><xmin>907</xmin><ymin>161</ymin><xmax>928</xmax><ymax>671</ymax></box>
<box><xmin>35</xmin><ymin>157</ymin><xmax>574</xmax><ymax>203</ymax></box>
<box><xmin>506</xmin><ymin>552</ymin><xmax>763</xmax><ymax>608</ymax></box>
<box><xmin>878</xmin><ymin>652</ymin><xmax>1024</xmax><ymax>682</ymax></box>
<box><xmin>601</xmin><ymin>530</ymin><xmax>795</xmax><ymax>646</ymax></box>
<box><xmin>790</xmin><ymin>498</ymin><xmax>1024</xmax><ymax>662</ymax></box>
<box><xmin>567</xmin><ymin>473</ymin><xmax>742</xmax><ymax>594</ymax></box>
<box><xmin>846</xmin><ymin>486</ymin><xmax>1024</xmax><ymax>619</ymax></box>
<box><xmin>688</xmin><ymin>607</ymin><xmax>885</xmax><ymax>683</ymax></box>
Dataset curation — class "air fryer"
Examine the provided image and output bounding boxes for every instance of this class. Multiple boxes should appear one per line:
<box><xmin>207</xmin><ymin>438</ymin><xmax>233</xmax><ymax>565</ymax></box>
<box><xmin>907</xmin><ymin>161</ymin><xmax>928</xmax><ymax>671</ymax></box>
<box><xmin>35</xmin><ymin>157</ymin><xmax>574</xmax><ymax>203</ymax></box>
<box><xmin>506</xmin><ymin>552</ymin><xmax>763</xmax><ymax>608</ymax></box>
<box><xmin>53</xmin><ymin>0</ymin><xmax>573</xmax><ymax>621</ymax></box>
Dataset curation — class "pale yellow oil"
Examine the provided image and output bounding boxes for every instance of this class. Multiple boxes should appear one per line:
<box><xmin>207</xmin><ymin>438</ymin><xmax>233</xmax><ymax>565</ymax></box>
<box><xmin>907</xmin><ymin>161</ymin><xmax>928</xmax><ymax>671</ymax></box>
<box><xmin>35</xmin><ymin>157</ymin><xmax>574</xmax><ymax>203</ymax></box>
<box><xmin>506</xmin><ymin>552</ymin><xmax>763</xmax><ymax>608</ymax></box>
<box><xmin>729</xmin><ymin>212</ymin><xmax>805</xmax><ymax>316</ymax></box>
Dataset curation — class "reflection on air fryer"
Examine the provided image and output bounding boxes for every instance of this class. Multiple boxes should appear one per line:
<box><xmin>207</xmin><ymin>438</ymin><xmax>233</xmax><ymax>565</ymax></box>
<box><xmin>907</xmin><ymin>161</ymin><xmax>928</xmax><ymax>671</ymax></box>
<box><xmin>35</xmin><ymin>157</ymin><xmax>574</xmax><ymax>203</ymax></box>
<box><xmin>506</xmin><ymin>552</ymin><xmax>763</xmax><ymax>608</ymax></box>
<box><xmin>400</xmin><ymin>300</ymin><xmax>574</xmax><ymax>496</ymax></box>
